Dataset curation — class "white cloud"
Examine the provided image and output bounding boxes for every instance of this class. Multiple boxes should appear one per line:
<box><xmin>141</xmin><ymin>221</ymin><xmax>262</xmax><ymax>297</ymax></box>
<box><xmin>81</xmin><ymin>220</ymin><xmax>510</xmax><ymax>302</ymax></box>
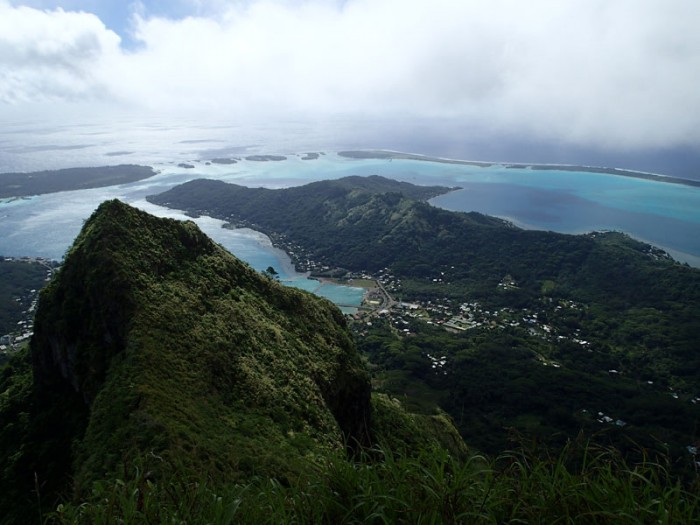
<box><xmin>0</xmin><ymin>1</ymin><xmax>121</xmax><ymax>103</ymax></box>
<box><xmin>1</xmin><ymin>0</ymin><xmax>699</xmax><ymax>150</ymax></box>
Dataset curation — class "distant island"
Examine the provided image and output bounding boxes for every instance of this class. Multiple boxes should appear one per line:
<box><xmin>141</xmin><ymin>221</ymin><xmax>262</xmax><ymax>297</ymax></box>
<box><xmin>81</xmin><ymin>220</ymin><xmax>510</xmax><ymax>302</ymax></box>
<box><xmin>244</xmin><ymin>155</ymin><xmax>287</xmax><ymax>162</ymax></box>
<box><xmin>300</xmin><ymin>152</ymin><xmax>320</xmax><ymax>160</ymax></box>
<box><xmin>338</xmin><ymin>150</ymin><xmax>700</xmax><ymax>188</ymax></box>
<box><xmin>0</xmin><ymin>165</ymin><xmax>157</xmax><ymax>198</ymax></box>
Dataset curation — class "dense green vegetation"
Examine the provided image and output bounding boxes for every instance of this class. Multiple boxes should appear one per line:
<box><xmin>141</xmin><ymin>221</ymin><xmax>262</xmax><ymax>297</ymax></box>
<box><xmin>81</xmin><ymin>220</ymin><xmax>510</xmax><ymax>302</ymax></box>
<box><xmin>149</xmin><ymin>175</ymin><xmax>700</xmax><ymax>467</ymax></box>
<box><xmin>0</xmin><ymin>165</ymin><xmax>156</xmax><ymax>198</ymax></box>
<box><xmin>147</xmin><ymin>175</ymin><xmax>456</xmax><ymax>236</ymax></box>
<box><xmin>0</xmin><ymin>200</ymin><xmax>460</xmax><ymax>522</ymax></box>
<box><xmin>358</xmin><ymin>319</ymin><xmax>700</xmax><ymax>465</ymax></box>
<box><xmin>49</xmin><ymin>441</ymin><xmax>700</xmax><ymax>524</ymax></box>
<box><xmin>2</xmin><ymin>193</ymin><xmax>700</xmax><ymax>520</ymax></box>
<box><xmin>0</xmin><ymin>258</ymin><xmax>47</xmax><ymax>337</ymax></box>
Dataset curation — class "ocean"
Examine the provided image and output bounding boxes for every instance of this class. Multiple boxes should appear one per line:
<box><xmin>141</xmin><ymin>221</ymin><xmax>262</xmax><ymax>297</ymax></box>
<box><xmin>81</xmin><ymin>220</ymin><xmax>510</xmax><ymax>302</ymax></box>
<box><xmin>2</xmin><ymin>119</ymin><xmax>700</xmax><ymax>314</ymax></box>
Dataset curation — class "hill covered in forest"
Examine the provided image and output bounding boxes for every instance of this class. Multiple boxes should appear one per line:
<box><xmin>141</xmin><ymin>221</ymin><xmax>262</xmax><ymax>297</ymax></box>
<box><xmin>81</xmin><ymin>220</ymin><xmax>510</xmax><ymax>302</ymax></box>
<box><xmin>2</xmin><ymin>196</ymin><xmax>699</xmax><ymax>522</ymax></box>
<box><xmin>0</xmin><ymin>200</ymin><xmax>461</xmax><ymax>522</ymax></box>
<box><xmin>149</xmin><ymin>176</ymin><xmax>700</xmax><ymax>463</ymax></box>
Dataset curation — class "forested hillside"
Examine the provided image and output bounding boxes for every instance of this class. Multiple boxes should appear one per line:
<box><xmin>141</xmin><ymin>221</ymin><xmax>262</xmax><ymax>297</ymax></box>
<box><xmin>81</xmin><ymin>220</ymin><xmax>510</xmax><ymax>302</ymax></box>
<box><xmin>0</xmin><ymin>200</ymin><xmax>461</xmax><ymax>522</ymax></box>
<box><xmin>0</xmin><ymin>258</ymin><xmax>48</xmax><ymax>336</ymax></box>
<box><xmin>149</xmin><ymin>176</ymin><xmax>700</xmax><ymax>466</ymax></box>
<box><xmin>1</xmin><ymin>196</ymin><xmax>699</xmax><ymax>522</ymax></box>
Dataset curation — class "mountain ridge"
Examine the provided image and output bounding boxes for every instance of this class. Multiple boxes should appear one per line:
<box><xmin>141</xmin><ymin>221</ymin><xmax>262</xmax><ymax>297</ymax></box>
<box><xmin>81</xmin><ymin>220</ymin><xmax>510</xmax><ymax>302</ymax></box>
<box><xmin>1</xmin><ymin>186</ymin><xmax>699</xmax><ymax>521</ymax></box>
<box><xmin>1</xmin><ymin>198</ymin><xmax>466</xmax><ymax>521</ymax></box>
<box><xmin>147</xmin><ymin>175</ymin><xmax>700</xmax><ymax>459</ymax></box>
<box><xmin>33</xmin><ymin>199</ymin><xmax>371</xmax><ymax>470</ymax></box>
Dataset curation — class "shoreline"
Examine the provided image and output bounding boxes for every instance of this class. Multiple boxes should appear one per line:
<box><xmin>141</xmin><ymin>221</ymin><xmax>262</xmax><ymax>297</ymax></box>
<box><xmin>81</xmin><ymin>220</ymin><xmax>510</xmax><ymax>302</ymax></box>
<box><xmin>338</xmin><ymin>150</ymin><xmax>700</xmax><ymax>189</ymax></box>
<box><xmin>490</xmin><ymin>212</ymin><xmax>700</xmax><ymax>269</ymax></box>
<box><xmin>0</xmin><ymin>165</ymin><xmax>158</xmax><ymax>199</ymax></box>
<box><xmin>313</xmin><ymin>276</ymin><xmax>374</xmax><ymax>311</ymax></box>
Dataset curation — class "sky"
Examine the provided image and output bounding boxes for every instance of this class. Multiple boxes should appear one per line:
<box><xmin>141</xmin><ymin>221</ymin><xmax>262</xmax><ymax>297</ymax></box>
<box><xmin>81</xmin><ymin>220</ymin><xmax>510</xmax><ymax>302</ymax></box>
<box><xmin>1</xmin><ymin>0</ymin><xmax>699</xmax><ymax>171</ymax></box>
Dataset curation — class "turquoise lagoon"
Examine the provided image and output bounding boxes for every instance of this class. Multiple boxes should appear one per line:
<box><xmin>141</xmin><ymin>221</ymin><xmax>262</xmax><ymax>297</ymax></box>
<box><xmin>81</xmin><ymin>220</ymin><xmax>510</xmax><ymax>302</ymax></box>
<box><xmin>2</xmin><ymin>152</ymin><xmax>700</xmax><ymax>314</ymax></box>
<box><xmin>0</xmin><ymin>180</ymin><xmax>368</xmax><ymax>312</ymax></box>
<box><xmin>225</xmin><ymin>154</ymin><xmax>700</xmax><ymax>264</ymax></box>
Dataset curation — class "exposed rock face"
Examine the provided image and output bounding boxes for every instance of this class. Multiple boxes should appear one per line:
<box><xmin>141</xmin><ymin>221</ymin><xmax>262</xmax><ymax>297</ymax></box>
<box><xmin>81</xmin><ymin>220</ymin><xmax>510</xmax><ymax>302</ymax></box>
<box><xmin>30</xmin><ymin>200</ymin><xmax>371</xmax><ymax>484</ymax></box>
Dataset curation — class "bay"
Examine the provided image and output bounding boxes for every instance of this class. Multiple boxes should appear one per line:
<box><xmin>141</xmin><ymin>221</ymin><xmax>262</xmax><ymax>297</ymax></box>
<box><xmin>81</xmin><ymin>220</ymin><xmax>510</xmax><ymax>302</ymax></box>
<box><xmin>0</xmin><ymin>168</ymin><xmax>368</xmax><ymax>312</ymax></box>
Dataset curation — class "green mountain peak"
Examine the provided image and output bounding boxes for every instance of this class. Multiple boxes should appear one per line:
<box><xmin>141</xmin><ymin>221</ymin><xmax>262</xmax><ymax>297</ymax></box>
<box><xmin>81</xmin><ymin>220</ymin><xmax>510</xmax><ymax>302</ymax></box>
<box><xmin>30</xmin><ymin>199</ymin><xmax>371</xmax><ymax>490</ymax></box>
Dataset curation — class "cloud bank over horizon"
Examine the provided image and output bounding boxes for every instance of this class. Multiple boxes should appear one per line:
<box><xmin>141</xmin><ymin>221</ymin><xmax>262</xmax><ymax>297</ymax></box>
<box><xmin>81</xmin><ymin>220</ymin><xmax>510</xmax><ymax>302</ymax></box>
<box><xmin>1</xmin><ymin>0</ymin><xmax>699</xmax><ymax>153</ymax></box>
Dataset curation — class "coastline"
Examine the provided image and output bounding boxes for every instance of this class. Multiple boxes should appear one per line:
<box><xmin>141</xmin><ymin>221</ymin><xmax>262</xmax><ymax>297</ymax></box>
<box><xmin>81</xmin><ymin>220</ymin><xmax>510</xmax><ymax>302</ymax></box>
<box><xmin>311</xmin><ymin>276</ymin><xmax>372</xmax><ymax>309</ymax></box>
<box><xmin>338</xmin><ymin>150</ymin><xmax>700</xmax><ymax>189</ymax></box>
<box><xmin>491</xmin><ymin>212</ymin><xmax>700</xmax><ymax>269</ymax></box>
<box><xmin>219</xmin><ymin>225</ymin><xmax>367</xmax><ymax>307</ymax></box>
<box><xmin>0</xmin><ymin>165</ymin><xmax>158</xmax><ymax>198</ymax></box>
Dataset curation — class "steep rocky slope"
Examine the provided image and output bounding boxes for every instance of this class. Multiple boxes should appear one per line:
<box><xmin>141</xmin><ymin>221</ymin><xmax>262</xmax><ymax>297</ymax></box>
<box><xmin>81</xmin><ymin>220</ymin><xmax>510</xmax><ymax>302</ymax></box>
<box><xmin>0</xmin><ymin>199</ymin><xmax>464</xmax><ymax>521</ymax></box>
<box><xmin>0</xmin><ymin>200</ymin><xmax>379</xmax><ymax>521</ymax></box>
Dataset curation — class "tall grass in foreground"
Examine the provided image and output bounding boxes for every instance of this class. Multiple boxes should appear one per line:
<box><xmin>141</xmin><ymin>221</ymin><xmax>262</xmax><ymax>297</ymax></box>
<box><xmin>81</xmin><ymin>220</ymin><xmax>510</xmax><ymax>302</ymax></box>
<box><xmin>50</xmin><ymin>443</ymin><xmax>700</xmax><ymax>524</ymax></box>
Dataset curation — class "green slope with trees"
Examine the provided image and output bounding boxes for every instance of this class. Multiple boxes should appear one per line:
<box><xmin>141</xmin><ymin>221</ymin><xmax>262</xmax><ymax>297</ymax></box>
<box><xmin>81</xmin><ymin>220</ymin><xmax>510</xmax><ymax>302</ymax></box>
<box><xmin>0</xmin><ymin>259</ymin><xmax>48</xmax><ymax>336</ymax></box>
<box><xmin>0</xmin><ymin>200</ymin><xmax>462</xmax><ymax>522</ymax></box>
<box><xmin>2</xmin><ymin>196</ymin><xmax>699</xmax><ymax>522</ymax></box>
<box><xmin>149</xmin><ymin>176</ymin><xmax>700</xmax><ymax>466</ymax></box>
